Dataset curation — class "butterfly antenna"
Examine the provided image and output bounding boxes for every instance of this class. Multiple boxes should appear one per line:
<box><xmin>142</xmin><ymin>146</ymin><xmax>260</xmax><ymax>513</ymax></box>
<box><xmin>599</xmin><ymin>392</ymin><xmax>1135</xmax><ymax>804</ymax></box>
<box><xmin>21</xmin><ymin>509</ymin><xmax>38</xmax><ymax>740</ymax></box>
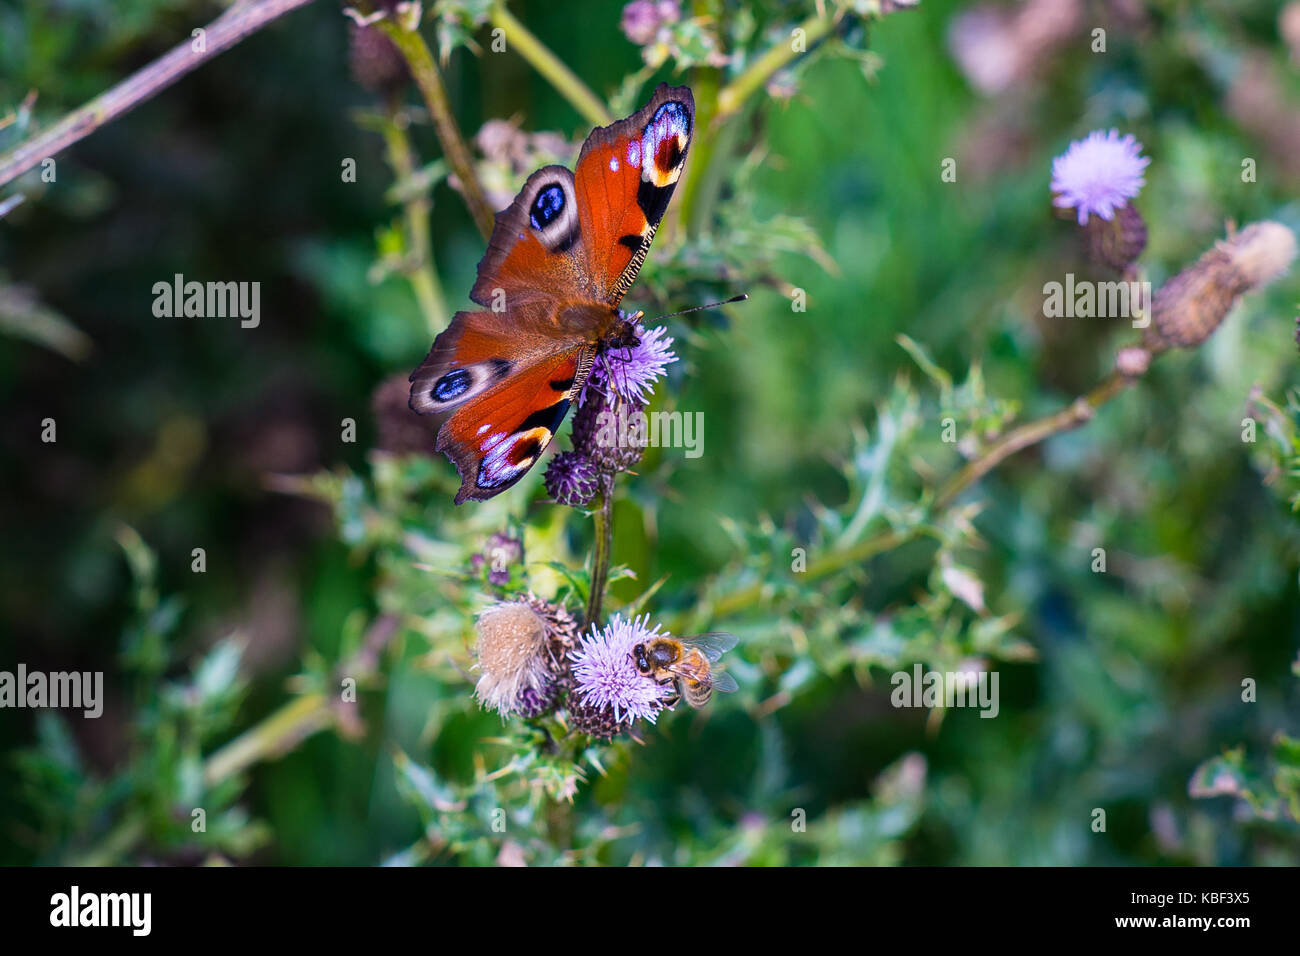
<box><xmin>647</xmin><ymin>293</ymin><xmax>748</xmax><ymax>322</ymax></box>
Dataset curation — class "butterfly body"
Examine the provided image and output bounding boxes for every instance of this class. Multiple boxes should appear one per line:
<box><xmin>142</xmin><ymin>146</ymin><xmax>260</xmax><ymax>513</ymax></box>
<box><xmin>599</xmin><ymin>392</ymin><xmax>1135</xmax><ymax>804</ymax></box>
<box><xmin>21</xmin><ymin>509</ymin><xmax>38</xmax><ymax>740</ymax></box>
<box><xmin>409</xmin><ymin>85</ymin><xmax>694</xmax><ymax>503</ymax></box>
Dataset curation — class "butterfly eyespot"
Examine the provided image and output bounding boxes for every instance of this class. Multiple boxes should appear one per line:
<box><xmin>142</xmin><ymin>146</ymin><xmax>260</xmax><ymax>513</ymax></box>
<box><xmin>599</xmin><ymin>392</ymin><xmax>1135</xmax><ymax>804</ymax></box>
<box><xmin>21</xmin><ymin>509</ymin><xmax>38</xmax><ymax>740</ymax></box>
<box><xmin>641</xmin><ymin>101</ymin><xmax>691</xmax><ymax>182</ymax></box>
<box><xmin>433</xmin><ymin>368</ymin><xmax>471</xmax><ymax>402</ymax></box>
<box><xmin>529</xmin><ymin>184</ymin><xmax>566</xmax><ymax>229</ymax></box>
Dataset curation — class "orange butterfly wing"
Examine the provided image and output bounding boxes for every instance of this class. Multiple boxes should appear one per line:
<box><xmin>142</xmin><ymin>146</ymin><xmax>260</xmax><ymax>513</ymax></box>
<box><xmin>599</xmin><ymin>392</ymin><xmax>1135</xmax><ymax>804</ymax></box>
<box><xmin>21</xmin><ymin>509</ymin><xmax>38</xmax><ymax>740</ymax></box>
<box><xmin>573</xmin><ymin>83</ymin><xmax>695</xmax><ymax>304</ymax></box>
<box><xmin>469</xmin><ymin>166</ymin><xmax>591</xmax><ymax>308</ymax></box>
<box><xmin>409</xmin><ymin>308</ymin><xmax>593</xmax><ymax>503</ymax></box>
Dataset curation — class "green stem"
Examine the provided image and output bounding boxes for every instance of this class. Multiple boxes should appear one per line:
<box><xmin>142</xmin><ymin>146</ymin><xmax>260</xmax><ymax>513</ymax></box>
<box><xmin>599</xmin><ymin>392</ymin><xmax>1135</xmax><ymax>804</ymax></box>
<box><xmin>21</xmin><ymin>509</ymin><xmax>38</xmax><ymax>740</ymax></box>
<box><xmin>489</xmin><ymin>2</ymin><xmax>613</xmax><ymax>128</ymax></box>
<box><xmin>382</xmin><ymin>110</ymin><xmax>449</xmax><ymax>335</ymax></box>
<box><xmin>0</xmin><ymin>0</ymin><xmax>318</xmax><ymax>189</ymax></box>
<box><xmin>378</xmin><ymin>19</ymin><xmax>495</xmax><ymax>239</ymax></box>
<box><xmin>933</xmin><ymin>372</ymin><xmax>1132</xmax><ymax>512</ymax></box>
<box><xmin>585</xmin><ymin>483</ymin><xmax>615</xmax><ymax>627</ymax></box>
<box><xmin>202</xmin><ymin>692</ymin><xmax>333</xmax><ymax>786</ymax></box>
<box><xmin>683</xmin><ymin>363</ymin><xmax>1145</xmax><ymax>630</ymax></box>
<box><xmin>682</xmin><ymin>10</ymin><xmax>837</xmax><ymax>231</ymax></box>
<box><xmin>714</xmin><ymin>11</ymin><xmax>839</xmax><ymax>123</ymax></box>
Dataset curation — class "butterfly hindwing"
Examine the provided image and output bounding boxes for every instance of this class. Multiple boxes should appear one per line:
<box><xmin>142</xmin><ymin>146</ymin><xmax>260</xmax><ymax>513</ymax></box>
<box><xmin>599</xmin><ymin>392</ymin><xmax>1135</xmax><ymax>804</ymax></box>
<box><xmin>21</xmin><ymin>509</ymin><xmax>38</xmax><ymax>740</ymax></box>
<box><xmin>573</xmin><ymin>83</ymin><xmax>695</xmax><ymax>304</ymax></box>
<box><xmin>409</xmin><ymin>310</ymin><xmax>593</xmax><ymax>503</ymax></box>
<box><xmin>439</xmin><ymin>346</ymin><xmax>592</xmax><ymax>503</ymax></box>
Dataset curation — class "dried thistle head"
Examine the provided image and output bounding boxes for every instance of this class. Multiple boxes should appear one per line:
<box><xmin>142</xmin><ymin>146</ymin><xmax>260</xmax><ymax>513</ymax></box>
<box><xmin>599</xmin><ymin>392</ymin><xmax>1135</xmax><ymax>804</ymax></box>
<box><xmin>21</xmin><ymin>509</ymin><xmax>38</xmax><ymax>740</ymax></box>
<box><xmin>1147</xmin><ymin>221</ymin><xmax>1297</xmax><ymax>351</ymax></box>
<box><xmin>347</xmin><ymin>22</ymin><xmax>408</xmax><ymax>97</ymax></box>
<box><xmin>371</xmin><ymin>373</ymin><xmax>436</xmax><ymax>455</ymax></box>
<box><xmin>473</xmin><ymin>596</ymin><xmax>577</xmax><ymax>719</ymax></box>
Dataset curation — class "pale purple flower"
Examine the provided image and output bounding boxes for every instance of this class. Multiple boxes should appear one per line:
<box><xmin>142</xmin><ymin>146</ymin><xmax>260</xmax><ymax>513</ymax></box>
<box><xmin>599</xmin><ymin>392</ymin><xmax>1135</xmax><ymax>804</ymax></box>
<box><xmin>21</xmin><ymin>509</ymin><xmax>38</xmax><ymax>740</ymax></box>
<box><xmin>1051</xmin><ymin>129</ymin><xmax>1150</xmax><ymax>225</ymax></box>
<box><xmin>621</xmin><ymin>1</ymin><xmax>662</xmax><ymax>45</ymax></box>
<box><xmin>544</xmin><ymin>451</ymin><xmax>599</xmax><ymax>506</ymax></box>
<box><xmin>569</xmin><ymin>613</ymin><xmax>675</xmax><ymax>725</ymax></box>
<box><xmin>588</xmin><ymin>323</ymin><xmax>677</xmax><ymax>405</ymax></box>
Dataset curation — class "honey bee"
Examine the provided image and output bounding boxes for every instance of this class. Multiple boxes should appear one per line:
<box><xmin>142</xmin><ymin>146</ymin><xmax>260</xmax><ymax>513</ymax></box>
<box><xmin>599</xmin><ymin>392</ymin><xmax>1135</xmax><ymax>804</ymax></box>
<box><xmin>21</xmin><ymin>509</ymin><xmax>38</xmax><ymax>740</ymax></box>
<box><xmin>633</xmin><ymin>633</ymin><xmax>739</xmax><ymax>708</ymax></box>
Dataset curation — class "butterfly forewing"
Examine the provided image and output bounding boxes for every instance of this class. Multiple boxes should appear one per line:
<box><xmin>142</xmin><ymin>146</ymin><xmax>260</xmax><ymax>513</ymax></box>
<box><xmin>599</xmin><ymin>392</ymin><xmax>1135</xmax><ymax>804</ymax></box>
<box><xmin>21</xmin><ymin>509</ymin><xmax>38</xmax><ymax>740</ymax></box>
<box><xmin>469</xmin><ymin>166</ymin><xmax>590</xmax><ymax>308</ymax></box>
<box><xmin>574</xmin><ymin>84</ymin><xmax>695</xmax><ymax>304</ymax></box>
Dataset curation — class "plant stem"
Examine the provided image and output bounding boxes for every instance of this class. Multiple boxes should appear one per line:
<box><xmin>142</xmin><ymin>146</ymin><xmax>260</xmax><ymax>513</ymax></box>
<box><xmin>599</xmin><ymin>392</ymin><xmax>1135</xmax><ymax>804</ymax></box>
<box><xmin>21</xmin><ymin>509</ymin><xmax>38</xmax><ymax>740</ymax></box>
<box><xmin>682</xmin><ymin>10</ymin><xmax>837</xmax><ymax>230</ymax></box>
<box><xmin>684</xmin><ymin>364</ymin><xmax>1144</xmax><ymax>629</ymax></box>
<box><xmin>0</xmin><ymin>0</ymin><xmax>318</xmax><ymax>189</ymax></box>
<box><xmin>203</xmin><ymin>692</ymin><xmax>333</xmax><ymax>786</ymax></box>
<box><xmin>381</xmin><ymin>110</ymin><xmax>449</xmax><ymax>335</ymax></box>
<box><xmin>585</xmin><ymin>482</ymin><xmax>615</xmax><ymax>627</ymax></box>
<box><xmin>489</xmin><ymin>2</ymin><xmax>613</xmax><ymax>128</ymax></box>
<box><xmin>378</xmin><ymin>18</ymin><xmax>495</xmax><ymax>240</ymax></box>
<box><xmin>713</xmin><ymin>10</ymin><xmax>839</xmax><ymax>123</ymax></box>
<box><xmin>933</xmin><ymin>371</ymin><xmax>1132</xmax><ymax>512</ymax></box>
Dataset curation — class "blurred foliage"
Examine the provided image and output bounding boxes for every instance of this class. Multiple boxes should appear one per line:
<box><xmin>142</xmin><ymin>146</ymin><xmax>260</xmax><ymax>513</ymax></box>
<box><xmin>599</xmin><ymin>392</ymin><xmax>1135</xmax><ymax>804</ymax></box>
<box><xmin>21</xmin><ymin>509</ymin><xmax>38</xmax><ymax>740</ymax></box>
<box><xmin>2</xmin><ymin>0</ymin><xmax>1300</xmax><ymax>866</ymax></box>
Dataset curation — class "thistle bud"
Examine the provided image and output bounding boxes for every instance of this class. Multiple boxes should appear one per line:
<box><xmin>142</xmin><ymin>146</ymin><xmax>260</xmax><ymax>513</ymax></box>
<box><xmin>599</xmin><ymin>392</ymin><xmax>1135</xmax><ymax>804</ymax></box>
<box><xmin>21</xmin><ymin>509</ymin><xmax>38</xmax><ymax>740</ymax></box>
<box><xmin>1083</xmin><ymin>203</ymin><xmax>1148</xmax><ymax>273</ymax></box>
<box><xmin>470</xmin><ymin>532</ymin><xmax>524</xmax><ymax>587</ymax></box>
<box><xmin>371</xmin><ymin>373</ymin><xmax>436</xmax><ymax>455</ymax></box>
<box><xmin>347</xmin><ymin>23</ymin><xmax>408</xmax><ymax>97</ymax></box>
<box><xmin>1147</xmin><ymin>221</ymin><xmax>1297</xmax><ymax>351</ymax></box>
<box><xmin>573</xmin><ymin>388</ymin><xmax>647</xmax><ymax>475</ymax></box>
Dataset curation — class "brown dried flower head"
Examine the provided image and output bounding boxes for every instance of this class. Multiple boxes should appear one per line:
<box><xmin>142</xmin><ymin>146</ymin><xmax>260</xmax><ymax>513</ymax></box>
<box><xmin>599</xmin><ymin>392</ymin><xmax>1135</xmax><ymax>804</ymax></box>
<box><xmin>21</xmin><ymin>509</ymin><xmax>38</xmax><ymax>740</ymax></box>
<box><xmin>1147</xmin><ymin>221</ymin><xmax>1297</xmax><ymax>351</ymax></box>
<box><xmin>473</xmin><ymin>596</ymin><xmax>577</xmax><ymax>718</ymax></box>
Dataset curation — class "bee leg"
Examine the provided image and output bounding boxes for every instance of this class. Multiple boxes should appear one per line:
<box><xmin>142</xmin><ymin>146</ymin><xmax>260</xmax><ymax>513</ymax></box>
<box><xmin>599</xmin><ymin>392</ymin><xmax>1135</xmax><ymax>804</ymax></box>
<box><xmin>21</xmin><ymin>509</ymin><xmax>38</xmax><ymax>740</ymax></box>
<box><xmin>659</xmin><ymin>678</ymin><xmax>681</xmax><ymax>710</ymax></box>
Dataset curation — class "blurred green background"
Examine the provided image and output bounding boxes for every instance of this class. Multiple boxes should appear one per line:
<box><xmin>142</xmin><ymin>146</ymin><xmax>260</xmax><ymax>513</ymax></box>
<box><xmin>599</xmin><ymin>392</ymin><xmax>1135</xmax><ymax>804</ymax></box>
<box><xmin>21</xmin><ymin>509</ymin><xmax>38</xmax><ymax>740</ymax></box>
<box><xmin>2</xmin><ymin>0</ymin><xmax>1299</xmax><ymax>865</ymax></box>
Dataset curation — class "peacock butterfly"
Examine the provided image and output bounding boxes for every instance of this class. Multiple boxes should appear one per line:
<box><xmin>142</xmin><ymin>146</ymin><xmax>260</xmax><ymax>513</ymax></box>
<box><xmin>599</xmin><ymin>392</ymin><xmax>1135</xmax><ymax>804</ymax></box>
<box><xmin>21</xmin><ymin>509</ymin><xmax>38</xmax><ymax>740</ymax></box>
<box><xmin>408</xmin><ymin>84</ymin><xmax>695</xmax><ymax>503</ymax></box>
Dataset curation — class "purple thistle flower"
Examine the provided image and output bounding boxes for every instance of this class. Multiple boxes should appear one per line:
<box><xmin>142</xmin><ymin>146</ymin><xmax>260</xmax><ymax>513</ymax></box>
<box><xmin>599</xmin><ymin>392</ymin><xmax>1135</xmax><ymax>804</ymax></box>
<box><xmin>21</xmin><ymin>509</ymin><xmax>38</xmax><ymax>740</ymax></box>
<box><xmin>620</xmin><ymin>1</ymin><xmax>680</xmax><ymax>46</ymax></box>
<box><xmin>620</xmin><ymin>1</ymin><xmax>661</xmax><ymax>45</ymax></box>
<box><xmin>1051</xmin><ymin>129</ymin><xmax>1150</xmax><ymax>225</ymax></box>
<box><xmin>569</xmin><ymin>613</ymin><xmax>675</xmax><ymax>725</ymax></box>
<box><xmin>587</xmin><ymin>323</ymin><xmax>677</xmax><ymax>405</ymax></box>
<box><xmin>544</xmin><ymin>451</ymin><xmax>600</xmax><ymax>506</ymax></box>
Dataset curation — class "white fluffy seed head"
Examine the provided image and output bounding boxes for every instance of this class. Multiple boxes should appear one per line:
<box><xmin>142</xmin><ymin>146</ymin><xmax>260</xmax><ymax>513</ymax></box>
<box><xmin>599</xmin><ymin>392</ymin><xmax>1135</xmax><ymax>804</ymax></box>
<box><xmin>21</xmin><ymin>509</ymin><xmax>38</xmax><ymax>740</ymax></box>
<box><xmin>1220</xmin><ymin>221</ymin><xmax>1298</xmax><ymax>288</ymax></box>
<box><xmin>473</xmin><ymin>602</ymin><xmax>550</xmax><ymax>715</ymax></box>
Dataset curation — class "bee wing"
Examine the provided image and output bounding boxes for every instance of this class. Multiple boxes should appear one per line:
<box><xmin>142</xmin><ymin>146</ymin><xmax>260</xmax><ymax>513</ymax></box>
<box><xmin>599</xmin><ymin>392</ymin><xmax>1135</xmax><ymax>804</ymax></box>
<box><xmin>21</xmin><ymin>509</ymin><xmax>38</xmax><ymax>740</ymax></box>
<box><xmin>681</xmin><ymin>632</ymin><xmax>737</xmax><ymax>663</ymax></box>
<box><xmin>709</xmin><ymin>670</ymin><xmax>739</xmax><ymax>694</ymax></box>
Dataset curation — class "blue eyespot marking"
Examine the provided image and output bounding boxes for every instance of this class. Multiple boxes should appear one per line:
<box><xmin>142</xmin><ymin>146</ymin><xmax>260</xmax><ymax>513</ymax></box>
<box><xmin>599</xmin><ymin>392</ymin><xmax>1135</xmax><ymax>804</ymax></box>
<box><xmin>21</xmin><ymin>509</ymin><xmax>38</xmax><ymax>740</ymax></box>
<box><xmin>642</xmin><ymin>101</ymin><xmax>690</xmax><ymax>173</ymax></box>
<box><xmin>529</xmin><ymin>184</ymin><xmax>565</xmax><ymax>229</ymax></box>
<box><xmin>609</xmin><ymin>156</ymin><xmax>620</xmax><ymax>172</ymax></box>
<box><xmin>433</xmin><ymin>368</ymin><xmax>471</xmax><ymax>402</ymax></box>
<box><xmin>627</xmin><ymin>140</ymin><xmax>641</xmax><ymax>167</ymax></box>
<box><xmin>651</xmin><ymin>101</ymin><xmax>691</xmax><ymax>136</ymax></box>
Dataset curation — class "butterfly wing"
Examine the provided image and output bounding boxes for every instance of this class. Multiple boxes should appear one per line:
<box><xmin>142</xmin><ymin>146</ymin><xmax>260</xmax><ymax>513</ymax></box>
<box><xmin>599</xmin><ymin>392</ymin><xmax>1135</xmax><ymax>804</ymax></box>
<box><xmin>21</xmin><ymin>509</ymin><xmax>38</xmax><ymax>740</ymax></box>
<box><xmin>470</xmin><ymin>166</ymin><xmax>591</xmax><ymax>309</ymax></box>
<box><xmin>409</xmin><ymin>309</ymin><xmax>593</xmax><ymax>503</ymax></box>
<box><xmin>573</xmin><ymin>83</ymin><xmax>695</xmax><ymax>305</ymax></box>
